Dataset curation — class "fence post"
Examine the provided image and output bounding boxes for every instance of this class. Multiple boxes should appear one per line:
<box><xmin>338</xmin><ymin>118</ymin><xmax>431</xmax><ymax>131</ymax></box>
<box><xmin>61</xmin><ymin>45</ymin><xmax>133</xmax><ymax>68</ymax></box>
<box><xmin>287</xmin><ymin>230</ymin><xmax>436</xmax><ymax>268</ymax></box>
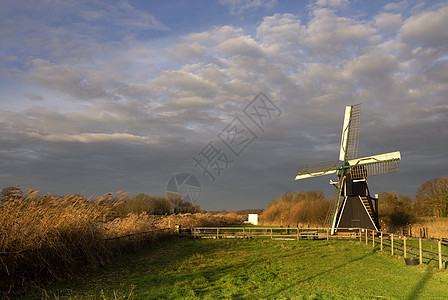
<box><xmin>404</xmin><ymin>236</ymin><xmax>407</xmax><ymax>258</ymax></box>
<box><xmin>419</xmin><ymin>238</ymin><xmax>423</xmax><ymax>264</ymax></box>
<box><xmin>359</xmin><ymin>229</ymin><xmax>362</xmax><ymax>242</ymax></box>
<box><xmin>297</xmin><ymin>228</ymin><xmax>299</xmax><ymax>241</ymax></box>
<box><xmin>380</xmin><ymin>232</ymin><xmax>383</xmax><ymax>251</ymax></box>
<box><xmin>366</xmin><ymin>230</ymin><xmax>368</xmax><ymax>246</ymax></box>
<box><xmin>439</xmin><ymin>239</ymin><xmax>443</xmax><ymax>270</ymax></box>
<box><xmin>327</xmin><ymin>228</ymin><xmax>329</xmax><ymax>241</ymax></box>
<box><xmin>372</xmin><ymin>231</ymin><xmax>375</xmax><ymax>247</ymax></box>
<box><xmin>271</xmin><ymin>228</ymin><xmax>273</xmax><ymax>240</ymax></box>
<box><xmin>217</xmin><ymin>228</ymin><xmax>219</xmax><ymax>239</ymax></box>
<box><xmin>391</xmin><ymin>234</ymin><xmax>394</xmax><ymax>256</ymax></box>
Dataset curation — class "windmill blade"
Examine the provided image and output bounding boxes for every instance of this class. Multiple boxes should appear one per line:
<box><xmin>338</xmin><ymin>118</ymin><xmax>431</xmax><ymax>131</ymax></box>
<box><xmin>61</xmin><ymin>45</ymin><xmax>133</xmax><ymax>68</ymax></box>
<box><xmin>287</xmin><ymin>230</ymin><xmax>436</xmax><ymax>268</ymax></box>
<box><xmin>339</xmin><ymin>103</ymin><xmax>361</xmax><ymax>161</ymax></box>
<box><xmin>295</xmin><ymin>160</ymin><xmax>339</xmax><ymax>180</ymax></box>
<box><xmin>325</xmin><ymin>185</ymin><xmax>341</xmax><ymax>229</ymax></box>
<box><xmin>348</xmin><ymin>151</ymin><xmax>401</xmax><ymax>179</ymax></box>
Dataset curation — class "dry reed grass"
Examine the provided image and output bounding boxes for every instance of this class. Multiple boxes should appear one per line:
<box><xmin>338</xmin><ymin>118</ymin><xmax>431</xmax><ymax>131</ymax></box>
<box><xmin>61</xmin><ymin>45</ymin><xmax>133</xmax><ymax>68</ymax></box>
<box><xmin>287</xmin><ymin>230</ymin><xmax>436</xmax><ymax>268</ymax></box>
<box><xmin>158</xmin><ymin>211</ymin><xmax>245</xmax><ymax>228</ymax></box>
<box><xmin>259</xmin><ymin>198</ymin><xmax>330</xmax><ymax>227</ymax></box>
<box><xmin>104</xmin><ymin>212</ymin><xmax>158</xmax><ymax>238</ymax></box>
<box><xmin>0</xmin><ymin>190</ymin><xmax>245</xmax><ymax>297</ymax></box>
<box><xmin>0</xmin><ymin>190</ymin><xmax>118</xmax><ymax>296</ymax></box>
<box><xmin>409</xmin><ymin>219</ymin><xmax>448</xmax><ymax>239</ymax></box>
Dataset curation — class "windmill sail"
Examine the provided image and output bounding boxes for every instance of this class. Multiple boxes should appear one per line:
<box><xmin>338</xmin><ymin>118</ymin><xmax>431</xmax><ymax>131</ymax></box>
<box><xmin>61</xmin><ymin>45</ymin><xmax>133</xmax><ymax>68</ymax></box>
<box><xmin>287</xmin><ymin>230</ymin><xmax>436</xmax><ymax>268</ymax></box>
<box><xmin>295</xmin><ymin>160</ymin><xmax>339</xmax><ymax>180</ymax></box>
<box><xmin>348</xmin><ymin>151</ymin><xmax>401</xmax><ymax>179</ymax></box>
<box><xmin>339</xmin><ymin>104</ymin><xmax>361</xmax><ymax>161</ymax></box>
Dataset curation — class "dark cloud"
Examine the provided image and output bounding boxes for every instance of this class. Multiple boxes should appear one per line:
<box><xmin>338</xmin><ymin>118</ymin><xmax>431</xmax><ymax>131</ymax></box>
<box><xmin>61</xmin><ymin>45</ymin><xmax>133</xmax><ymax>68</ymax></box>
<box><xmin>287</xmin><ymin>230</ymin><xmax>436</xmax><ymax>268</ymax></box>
<box><xmin>1</xmin><ymin>1</ymin><xmax>448</xmax><ymax>210</ymax></box>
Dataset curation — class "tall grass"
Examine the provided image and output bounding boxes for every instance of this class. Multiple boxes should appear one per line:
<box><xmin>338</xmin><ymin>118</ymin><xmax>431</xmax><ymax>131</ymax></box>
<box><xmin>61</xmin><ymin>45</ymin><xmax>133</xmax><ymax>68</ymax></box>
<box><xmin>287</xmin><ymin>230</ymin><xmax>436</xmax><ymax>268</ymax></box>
<box><xmin>0</xmin><ymin>190</ymin><xmax>244</xmax><ymax>297</ymax></box>
<box><xmin>0</xmin><ymin>191</ymin><xmax>117</xmax><ymax>296</ymax></box>
<box><xmin>409</xmin><ymin>219</ymin><xmax>448</xmax><ymax>239</ymax></box>
<box><xmin>160</xmin><ymin>211</ymin><xmax>245</xmax><ymax>228</ymax></box>
<box><xmin>259</xmin><ymin>197</ymin><xmax>330</xmax><ymax>227</ymax></box>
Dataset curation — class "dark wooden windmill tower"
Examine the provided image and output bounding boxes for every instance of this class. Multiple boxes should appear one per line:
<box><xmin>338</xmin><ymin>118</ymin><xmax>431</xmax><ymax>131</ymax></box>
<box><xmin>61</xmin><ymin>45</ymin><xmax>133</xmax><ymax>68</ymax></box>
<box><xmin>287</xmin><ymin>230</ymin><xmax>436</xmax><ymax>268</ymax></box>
<box><xmin>295</xmin><ymin>104</ymin><xmax>401</xmax><ymax>234</ymax></box>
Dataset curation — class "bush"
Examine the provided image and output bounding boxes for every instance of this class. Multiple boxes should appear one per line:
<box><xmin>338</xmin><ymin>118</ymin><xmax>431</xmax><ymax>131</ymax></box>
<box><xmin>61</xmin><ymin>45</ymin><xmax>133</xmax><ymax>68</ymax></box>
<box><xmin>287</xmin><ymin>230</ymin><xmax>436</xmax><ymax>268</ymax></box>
<box><xmin>378</xmin><ymin>192</ymin><xmax>416</xmax><ymax>232</ymax></box>
<box><xmin>259</xmin><ymin>192</ymin><xmax>331</xmax><ymax>226</ymax></box>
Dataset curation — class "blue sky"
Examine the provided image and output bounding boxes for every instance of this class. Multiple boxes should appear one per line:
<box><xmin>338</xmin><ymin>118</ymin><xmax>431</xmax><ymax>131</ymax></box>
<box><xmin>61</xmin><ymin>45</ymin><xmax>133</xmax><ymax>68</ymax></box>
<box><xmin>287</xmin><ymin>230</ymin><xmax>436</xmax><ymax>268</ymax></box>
<box><xmin>1</xmin><ymin>0</ymin><xmax>447</xmax><ymax>210</ymax></box>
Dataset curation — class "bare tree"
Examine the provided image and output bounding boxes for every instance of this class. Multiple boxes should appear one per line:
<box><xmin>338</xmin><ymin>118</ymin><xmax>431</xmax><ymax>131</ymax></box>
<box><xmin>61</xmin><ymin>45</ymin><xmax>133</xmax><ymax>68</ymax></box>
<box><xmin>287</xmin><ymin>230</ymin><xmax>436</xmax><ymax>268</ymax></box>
<box><xmin>415</xmin><ymin>176</ymin><xmax>448</xmax><ymax>217</ymax></box>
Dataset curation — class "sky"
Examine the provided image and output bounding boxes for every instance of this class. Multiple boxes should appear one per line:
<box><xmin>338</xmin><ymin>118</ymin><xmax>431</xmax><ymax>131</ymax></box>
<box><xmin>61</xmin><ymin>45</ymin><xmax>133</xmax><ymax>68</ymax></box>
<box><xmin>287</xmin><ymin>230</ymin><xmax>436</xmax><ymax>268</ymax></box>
<box><xmin>1</xmin><ymin>0</ymin><xmax>447</xmax><ymax>211</ymax></box>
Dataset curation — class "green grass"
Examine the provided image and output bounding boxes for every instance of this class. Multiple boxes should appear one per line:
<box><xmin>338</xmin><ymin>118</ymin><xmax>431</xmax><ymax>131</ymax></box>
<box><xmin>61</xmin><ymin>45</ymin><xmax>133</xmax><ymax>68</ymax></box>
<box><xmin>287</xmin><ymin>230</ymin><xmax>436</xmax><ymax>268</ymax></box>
<box><xmin>22</xmin><ymin>237</ymin><xmax>448</xmax><ymax>299</ymax></box>
<box><xmin>380</xmin><ymin>237</ymin><xmax>448</xmax><ymax>268</ymax></box>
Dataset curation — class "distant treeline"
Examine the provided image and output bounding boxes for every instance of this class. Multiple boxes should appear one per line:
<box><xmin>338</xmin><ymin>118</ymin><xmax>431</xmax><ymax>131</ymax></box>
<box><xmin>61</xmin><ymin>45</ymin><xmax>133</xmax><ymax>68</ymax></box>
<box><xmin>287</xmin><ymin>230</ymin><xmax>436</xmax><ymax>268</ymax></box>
<box><xmin>0</xmin><ymin>189</ymin><xmax>201</xmax><ymax>216</ymax></box>
<box><xmin>208</xmin><ymin>209</ymin><xmax>264</xmax><ymax>215</ymax></box>
<box><xmin>111</xmin><ymin>193</ymin><xmax>201</xmax><ymax>216</ymax></box>
<box><xmin>259</xmin><ymin>175</ymin><xmax>448</xmax><ymax>230</ymax></box>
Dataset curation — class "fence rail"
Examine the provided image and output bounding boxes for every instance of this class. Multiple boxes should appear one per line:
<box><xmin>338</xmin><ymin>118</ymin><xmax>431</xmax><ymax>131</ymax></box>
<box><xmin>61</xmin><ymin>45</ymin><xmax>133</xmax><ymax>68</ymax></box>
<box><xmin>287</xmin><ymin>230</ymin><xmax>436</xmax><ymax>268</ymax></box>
<box><xmin>190</xmin><ymin>226</ymin><xmax>448</xmax><ymax>270</ymax></box>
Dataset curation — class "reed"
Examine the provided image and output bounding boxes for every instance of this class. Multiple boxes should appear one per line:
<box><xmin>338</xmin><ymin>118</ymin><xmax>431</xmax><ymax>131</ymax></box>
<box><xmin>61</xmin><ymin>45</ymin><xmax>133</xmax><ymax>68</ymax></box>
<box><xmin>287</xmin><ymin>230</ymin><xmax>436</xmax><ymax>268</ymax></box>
<box><xmin>0</xmin><ymin>190</ymin><xmax>245</xmax><ymax>297</ymax></box>
<box><xmin>409</xmin><ymin>219</ymin><xmax>448</xmax><ymax>239</ymax></box>
<box><xmin>0</xmin><ymin>190</ymin><xmax>120</xmax><ymax>296</ymax></box>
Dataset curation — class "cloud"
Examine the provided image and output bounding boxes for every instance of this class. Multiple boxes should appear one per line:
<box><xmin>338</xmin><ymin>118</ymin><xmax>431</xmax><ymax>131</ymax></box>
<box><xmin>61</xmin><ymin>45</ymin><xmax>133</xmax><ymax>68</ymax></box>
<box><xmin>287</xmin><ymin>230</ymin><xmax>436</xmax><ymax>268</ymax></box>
<box><xmin>23</xmin><ymin>93</ymin><xmax>44</xmax><ymax>101</ymax></box>
<box><xmin>301</xmin><ymin>8</ymin><xmax>375</xmax><ymax>58</ymax></box>
<box><xmin>0</xmin><ymin>0</ymin><xmax>167</xmax><ymax>68</ymax></box>
<box><xmin>346</xmin><ymin>54</ymin><xmax>399</xmax><ymax>85</ymax></box>
<box><xmin>25</xmin><ymin>132</ymin><xmax>157</xmax><ymax>144</ymax></box>
<box><xmin>152</xmin><ymin>70</ymin><xmax>219</xmax><ymax>100</ymax></box>
<box><xmin>426</xmin><ymin>60</ymin><xmax>448</xmax><ymax>84</ymax></box>
<box><xmin>183</xmin><ymin>25</ymin><xmax>244</xmax><ymax>46</ymax></box>
<box><xmin>1</xmin><ymin>1</ymin><xmax>448</xmax><ymax>209</ymax></box>
<box><xmin>111</xmin><ymin>1</ymin><xmax>169</xmax><ymax>31</ymax></box>
<box><xmin>219</xmin><ymin>0</ymin><xmax>277</xmax><ymax>14</ymax></box>
<box><xmin>401</xmin><ymin>6</ymin><xmax>448</xmax><ymax>48</ymax></box>
<box><xmin>383</xmin><ymin>1</ymin><xmax>408</xmax><ymax>12</ymax></box>
<box><xmin>166</xmin><ymin>42</ymin><xmax>206</xmax><ymax>61</ymax></box>
<box><xmin>315</xmin><ymin>0</ymin><xmax>349</xmax><ymax>10</ymax></box>
<box><xmin>23</xmin><ymin>57</ymin><xmax>157</xmax><ymax>103</ymax></box>
<box><xmin>256</xmin><ymin>13</ymin><xmax>303</xmax><ymax>47</ymax></box>
<box><xmin>375</xmin><ymin>13</ymin><xmax>402</xmax><ymax>32</ymax></box>
<box><xmin>219</xmin><ymin>36</ymin><xmax>265</xmax><ymax>58</ymax></box>
<box><xmin>24</xmin><ymin>59</ymin><xmax>115</xmax><ymax>101</ymax></box>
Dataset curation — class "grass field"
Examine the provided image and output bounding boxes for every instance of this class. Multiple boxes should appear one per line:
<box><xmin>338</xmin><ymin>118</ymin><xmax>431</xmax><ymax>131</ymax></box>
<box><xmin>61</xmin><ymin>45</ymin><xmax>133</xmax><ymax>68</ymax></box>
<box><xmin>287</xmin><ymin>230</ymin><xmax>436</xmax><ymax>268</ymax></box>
<box><xmin>22</xmin><ymin>237</ymin><xmax>448</xmax><ymax>300</ymax></box>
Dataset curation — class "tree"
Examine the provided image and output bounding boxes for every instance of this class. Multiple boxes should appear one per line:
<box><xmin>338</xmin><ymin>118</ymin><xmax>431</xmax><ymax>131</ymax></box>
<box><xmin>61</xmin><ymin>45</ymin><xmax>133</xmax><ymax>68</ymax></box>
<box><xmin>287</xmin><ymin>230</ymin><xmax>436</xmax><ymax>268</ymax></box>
<box><xmin>378</xmin><ymin>192</ymin><xmax>415</xmax><ymax>229</ymax></box>
<box><xmin>415</xmin><ymin>176</ymin><xmax>448</xmax><ymax>217</ymax></box>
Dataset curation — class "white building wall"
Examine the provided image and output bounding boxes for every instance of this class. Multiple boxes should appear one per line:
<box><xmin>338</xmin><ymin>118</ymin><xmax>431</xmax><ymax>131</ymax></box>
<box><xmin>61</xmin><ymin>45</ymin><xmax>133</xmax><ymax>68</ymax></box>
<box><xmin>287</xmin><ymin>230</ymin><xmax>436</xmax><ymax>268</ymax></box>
<box><xmin>248</xmin><ymin>214</ymin><xmax>258</xmax><ymax>225</ymax></box>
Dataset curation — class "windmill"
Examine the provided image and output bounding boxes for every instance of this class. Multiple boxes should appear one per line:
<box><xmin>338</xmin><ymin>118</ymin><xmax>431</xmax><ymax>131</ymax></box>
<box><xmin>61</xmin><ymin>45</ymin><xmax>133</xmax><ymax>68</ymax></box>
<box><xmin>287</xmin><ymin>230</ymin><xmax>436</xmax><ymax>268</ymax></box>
<box><xmin>295</xmin><ymin>104</ymin><xmax>401</xmax><ymax>234</ymax></box>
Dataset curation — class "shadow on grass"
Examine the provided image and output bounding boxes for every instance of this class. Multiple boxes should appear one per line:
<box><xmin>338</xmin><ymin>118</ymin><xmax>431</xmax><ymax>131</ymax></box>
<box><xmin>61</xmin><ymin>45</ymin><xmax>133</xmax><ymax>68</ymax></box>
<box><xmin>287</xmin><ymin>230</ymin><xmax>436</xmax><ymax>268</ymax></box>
<box><xmin>262</xmin><ymin>248</ymin><xmax>378</xmax><ymax>298</ymax></box>
<box><xmin>406</xmin><ymin>266</ymin><xmax>433</xmax><ymax>300</ymax></box>
<box><xmin>170</xmin><ymin>240</ymin><xmax>305</xmax><ymax>284</ymax></box>
<box><xmin>23</xmin><ymin>236</ymin><xmax>223</xmax><ymax>299</ymax></box>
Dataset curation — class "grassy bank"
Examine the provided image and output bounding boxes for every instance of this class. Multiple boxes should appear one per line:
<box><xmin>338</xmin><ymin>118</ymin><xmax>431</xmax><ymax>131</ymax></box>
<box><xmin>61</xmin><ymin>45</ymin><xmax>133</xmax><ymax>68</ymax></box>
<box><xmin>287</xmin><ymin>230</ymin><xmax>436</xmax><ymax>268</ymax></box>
<box><xmin>23</xmin><ymin>238</ymin><xmax>448</xmax><ymax>299</ymax></box>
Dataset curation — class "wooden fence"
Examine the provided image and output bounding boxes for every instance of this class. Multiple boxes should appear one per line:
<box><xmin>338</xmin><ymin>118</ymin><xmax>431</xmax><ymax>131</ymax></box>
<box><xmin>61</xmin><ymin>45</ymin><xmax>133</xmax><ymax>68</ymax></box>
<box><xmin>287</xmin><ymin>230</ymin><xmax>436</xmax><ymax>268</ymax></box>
<box><xmin>103</xmin><ymin>228</ymin><xmax>173</xmax><ymax>242</ymax></box>
<box><xmin>190</xmin><ymin>227</ymin><xmax>448</xmax><ymax>270</ymax></box>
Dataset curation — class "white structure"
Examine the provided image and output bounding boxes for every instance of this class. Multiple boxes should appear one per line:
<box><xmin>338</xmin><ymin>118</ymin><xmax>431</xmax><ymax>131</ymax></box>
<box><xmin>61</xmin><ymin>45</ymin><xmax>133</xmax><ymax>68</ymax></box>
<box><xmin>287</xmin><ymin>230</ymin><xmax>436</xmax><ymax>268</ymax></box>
<box><xmin>248</xmin><ymin>214</ymin><xmax>258</xmax><ymax>225</ymax></box>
